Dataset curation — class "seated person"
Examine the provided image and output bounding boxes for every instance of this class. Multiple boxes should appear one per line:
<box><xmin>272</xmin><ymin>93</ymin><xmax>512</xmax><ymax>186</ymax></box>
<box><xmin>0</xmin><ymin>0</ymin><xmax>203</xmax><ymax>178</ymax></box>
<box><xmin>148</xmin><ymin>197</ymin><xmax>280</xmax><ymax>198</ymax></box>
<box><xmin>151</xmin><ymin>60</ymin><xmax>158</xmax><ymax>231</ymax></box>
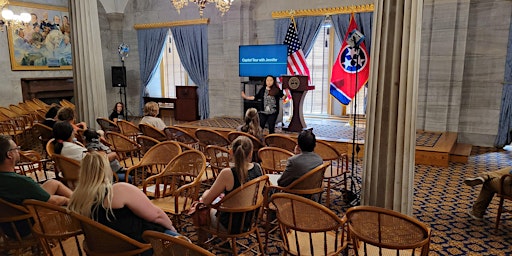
<box><xmin>109</xmin><ymin>102</ymin><xmax>125</xmax><ymax>123</ymax></box>
<box><xmin>42</xmin><ymin>104</ymin><xmax>60</xmax><ymax>128</ymax></box>
<box><xmin>140</xmin><ymin>101</ymin><xmax>166</xmax><ymax>130</ymax></box>
<box><xmin>0</xmin><ymin>135</ymin><xmax>72</xmax><ymax>237</ymax></box>
<box><xmin>465</xmin><ymin>167</ymin><xmax>512</xmax><ymax>220</ymax></box>
<box><xmin>83</xmin><ymin>129</ymin><xmax>130</xmax><ymax>182</ymax></box>
<box><xmin>199</xmin><ymin>136</ymin><xmax>262</xmax><ymax>239</ymax></box>
<box><xmin>68</xmin><ymin>151</ymin><xmax>179</xmax><ymax>245</ymax></box>
<box><xmin>277</xmin><ymin>129</ymin><xmax>323</xmax><ymax>187</ymax></box>
<box><xmin>57</xmin><ymin>106</ymin><xmax>87</xmax><ymax>132</ymax></box>
<box><xmin>53</xmin><ymin>121</ymin><xmax>86</xmax><ymax>162</ymax></box>
<box><xmin>237</xmin><ymin>107</ymin><xmax>263</xmax><ymax>142</ymax></box>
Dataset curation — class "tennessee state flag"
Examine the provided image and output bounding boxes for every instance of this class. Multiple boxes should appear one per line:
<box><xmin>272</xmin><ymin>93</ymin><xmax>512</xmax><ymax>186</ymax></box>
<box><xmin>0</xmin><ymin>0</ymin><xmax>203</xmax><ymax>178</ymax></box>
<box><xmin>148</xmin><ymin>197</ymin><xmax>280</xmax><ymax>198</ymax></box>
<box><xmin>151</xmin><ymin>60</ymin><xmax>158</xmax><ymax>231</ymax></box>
<box><xmin>330</xmin><ymin>14</ymin><xmax>370</xmax><ymax>105</ymax></box>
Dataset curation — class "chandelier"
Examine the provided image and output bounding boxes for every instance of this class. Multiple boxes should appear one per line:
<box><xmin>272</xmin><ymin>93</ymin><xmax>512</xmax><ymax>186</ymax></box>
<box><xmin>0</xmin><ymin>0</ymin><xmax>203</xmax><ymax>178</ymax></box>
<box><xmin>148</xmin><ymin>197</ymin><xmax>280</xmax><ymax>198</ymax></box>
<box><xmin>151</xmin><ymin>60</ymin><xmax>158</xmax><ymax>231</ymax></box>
<box><xmin>0</xmin><ymin>0</ymin><xmax>31</xmax><ymax>32</ymax></box>
<box><xmin>171</xmin><ymin>0</ymin><xmax>234</xmax><ymax>17</ymax></box>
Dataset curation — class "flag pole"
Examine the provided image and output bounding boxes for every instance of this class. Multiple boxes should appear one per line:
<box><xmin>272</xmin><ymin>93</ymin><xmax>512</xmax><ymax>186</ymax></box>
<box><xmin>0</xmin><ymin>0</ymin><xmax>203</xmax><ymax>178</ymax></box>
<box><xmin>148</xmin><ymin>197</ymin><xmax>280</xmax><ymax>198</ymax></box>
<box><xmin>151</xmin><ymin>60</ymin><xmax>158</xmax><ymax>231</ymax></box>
<box><xmin>349</xmin><ymin>12</ymin><xmax>361</xmax><ymax>206</ymax></box>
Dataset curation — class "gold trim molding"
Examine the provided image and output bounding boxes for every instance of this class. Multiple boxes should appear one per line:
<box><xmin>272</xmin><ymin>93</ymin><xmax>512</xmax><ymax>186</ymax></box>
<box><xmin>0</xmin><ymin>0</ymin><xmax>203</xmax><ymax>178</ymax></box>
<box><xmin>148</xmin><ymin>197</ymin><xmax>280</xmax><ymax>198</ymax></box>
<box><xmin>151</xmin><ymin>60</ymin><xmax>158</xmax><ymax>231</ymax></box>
<box><xmin>272</xmin><ymin>4</ymin><xmax>374</xmax><ymax>19</ymax></box>
<box><xmin>9</xmin><ymin>1</ymin><xmax>68</xmax><ymax>11</ymax></box>
<box><xmin>134</xmin><ymin>18</ymin><xmax>209</xmax><ymax>30</ymax></box>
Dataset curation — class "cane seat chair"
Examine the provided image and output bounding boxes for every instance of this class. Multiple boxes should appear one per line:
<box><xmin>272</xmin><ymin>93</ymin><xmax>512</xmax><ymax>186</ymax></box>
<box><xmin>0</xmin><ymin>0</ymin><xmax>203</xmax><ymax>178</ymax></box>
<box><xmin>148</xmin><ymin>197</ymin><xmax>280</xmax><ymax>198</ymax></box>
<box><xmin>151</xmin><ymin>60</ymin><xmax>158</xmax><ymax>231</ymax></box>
<box><xmin>142</xmin><ymin>230</ymin><xmax>214</xmax><ymax>256</ymax></box>
<box><xmin>96</xmin><ymin>117</ymin><xmax>120</xmax><ymax>133</ymax></box>
<box><xmin>194</xmin><ymin>128</ymin><xmax>230</xmax><ymax>153</ymax></box>
<box><xmin>143</xmin><ymin>150</ymin><xmax>206</xmax><ymax>229</ymax></box>
<box><xmin>126</xmin><ymin>141</ymin><xmax>182</xmax><ymax>185</ymax></box>
<box><xmin>0</xmin><ymin>198</ymin><xmax>42</xmax><ymax>255</ymax></box>
<box><xmin>163</xmin><ymin>126</ymin><xmax>199</xmax><ymax>149</ymax></box>
<box><xmin>314</xmin><ymin>140</ymin><xmax>349</xmax><ymax>208</ymax></box>
<box><xmin>270</xmin><ymin>193</ymin><xmax>348</xmax><ymax>255</ymax></box>
<box><xmin>346</xmin><ymin>206</ymin><xmax>432</xmax><ymax>256</ymax></box>
<box><xmin>227</xmin><ymin>131</ymin><xmax>264</xmax><ymax>162</ymax></box>
<box><xmin>33</xmin><ymin>123</ymin><xmax>53</xmax><ymax>158</ymax></box>
<box><xmin>46</xmin><ymin>138</ymin><xmax>56</xmax><ymax>158</ymax></box>
<box><xmin>139</xmin><ymin>123</ymin><xmax>167</xmax><ymax>141</ymax></box>
<box><xmin>204</xmin><ymin>145</ymin><xmax>230</xmax><ymax>185</ymax></box>
<box><xmin>51</xmin><ymin>154</ymin><xmax>81</xmax><ymax>190</ymax></box>
<box><xmin>136</xmin><ymin>135</ymin><xmax>160</xmax><ymax>156</ymax></box>
<box><xmin>258</xmin><ymin>146</ymin><xmax>294</xmax><ymax>174</ymax></box>
<box><xmin>69</xmin><ymin>211</ymin><xmax>151</xmax><ymax>256</ymax></box>
<box><xmin>16</xmin><ymin>150</ymin><xmax>50</xmax><ymax>183</ymax></box>
<box><xmin>59</xmin><ymin>99</ymin><xmax>75</xmax><ymax>109</ymax></box>
<box><xmin>199</xmin><ymin>175</ymin><xmax>268</xmax><ymax>255</ymax></box>
<box><xmin>264</xmin><ymin>134</ymin><xmax>297</xmax><ymax>153</ymax></box>
<box><xmin>116</xmin><ymin>120</ymin><xmax>141</xmax><ymax>142</ymax></box>
<box><xmin>496</xmin><ymin>174</ymin><xmax>512</xmax><ymax>229</ymax></box>
<box><xmin>105</xmin><ymin>131</ymin><xmax>141</xmax><ymax>169</ymax></box>
<box><xmin>23</xmin><ymin>199</ymin><xmax>84</xmax><ymax>256</ymax></box>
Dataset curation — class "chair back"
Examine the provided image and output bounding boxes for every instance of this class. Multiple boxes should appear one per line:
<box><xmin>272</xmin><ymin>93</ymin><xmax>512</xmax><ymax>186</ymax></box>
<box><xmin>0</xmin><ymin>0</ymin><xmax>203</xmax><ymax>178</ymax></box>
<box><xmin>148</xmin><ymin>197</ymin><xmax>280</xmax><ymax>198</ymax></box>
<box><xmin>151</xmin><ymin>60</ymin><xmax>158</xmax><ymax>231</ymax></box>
<box><xmin>96</xmin><ymin>117</ymin><xmax>120</xmax><ymax>133</ymax></box>
<box><xmin>60</xmin><ymin>99</ymin><xmax>75</xmax><ymax>109</ymax></box>
<box><xmin>139</xmin><ymin>123</ymin><xmax>167</xmax><ymax>141</ymax></box>
<box><xmin>105</xmin><ymin>131</ymin><xmax>141</xmax><ymax>168</ymax></box>
<box><xmin>286</xmin><ymin>162</ymin><xmax>330</xmax><ymax>197</ymax></box>
<box><xmin>136</xmin><ymin>135</ymin><xmax>160</xmax><ymax>156</ymax></box>
<box><xmin>270</xmin><ymin>193</ymin><xmax>347</xmax><ymax>255</ymax></box>
<box><xmin>32</xmin><ymin>98</ymin><xmax>50</xmax><ymax>109</ymax></box>
<box><xmin>194</xmin><ymin>128</ymin><xmax>230</xmax><ymax>152</ymax></box>
<box><xmin>69</xmin><ymin>211</ymin><xmax>151</xmax><ymax>256</ymax></box>
<box><xmin>33</xmin><ymin>123</ymin><xmax>53</xmax><ymax>150</ymax></box>
<box><xmin>126</xmin><ymin>141</ymin><xmax>182</xmax><ymax>185</ymax></box>
<box><xmin>16</xmin><ymin>150</ymin><xmax>47</xmax><ymax>183</ymax></box>
<box><xmin>142</xmin><ymin>230</ymin><xmax>214</xmax><ymax>256</ymax></box>
<box><xmin>346</xmin><ymin>206</ymin><xmax>431</xmax><ymax>256</ymax></box>
<box><xmin>0</xmin><ymin>198</ymin><xmax>41</xmax><ymax>254</ymax></box>
<box><xmin>227</xmin><ymin>131</ymin><xmax>264</xmax><ymax>162</ymax></box>
<box><xmin>23</xmin><ymin>199</ymin><xmax>84</xmax><ymax>256</ymax></box>
<box><xmin>204</xmin><ymin>145</ymin><xmax>230</xmax><ymax>180</ymax></box>
<box><xmin>116</xmin><ymin>120</ymin><xmax>140</xmax><ymax>142</ymax></box>
<box><xmin>264</xmin><ymin>134</ymin><xmax>297</xmax><ymax>153</ymax></box>
<box><xmin>258</xmin><ymin>146</ymin><xmax>293</xmax><ymax>174</ymax></box>
<box><xmin>52</xmin><ymin>154</ymin><xmax>81</xmax><ymax>189</ymax></box>
<box><xmin>496</xmin><ymin>174</ymin><xmax>512</xmax><ymax>229</ymax></box>
<box><xmin>163</xmin><ymin>126</ymin><xmax>198</xmax><ymax>149</ymax></box>
<box><xmin>46</xmin><ymin>138</ymin><xmax>55</xmax><ymax>158</ymax></box>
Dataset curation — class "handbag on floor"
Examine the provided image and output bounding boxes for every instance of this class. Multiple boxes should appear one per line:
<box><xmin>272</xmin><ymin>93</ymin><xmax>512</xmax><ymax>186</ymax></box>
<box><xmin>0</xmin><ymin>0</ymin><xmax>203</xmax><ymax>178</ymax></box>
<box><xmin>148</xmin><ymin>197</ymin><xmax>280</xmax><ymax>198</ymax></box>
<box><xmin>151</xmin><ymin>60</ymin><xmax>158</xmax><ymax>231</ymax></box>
<box><xmin>188</xmin><ymin>201</ymin><xmax>210</xmax><ymax>227</ymax></box>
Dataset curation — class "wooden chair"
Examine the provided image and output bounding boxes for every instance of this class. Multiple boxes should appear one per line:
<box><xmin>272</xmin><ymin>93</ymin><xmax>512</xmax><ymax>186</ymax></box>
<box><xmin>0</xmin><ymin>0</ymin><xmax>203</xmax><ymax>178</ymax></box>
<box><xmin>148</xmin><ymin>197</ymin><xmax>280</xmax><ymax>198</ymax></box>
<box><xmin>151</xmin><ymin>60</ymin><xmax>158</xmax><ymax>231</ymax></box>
<box><xmin>60</xmin><ymin>99</ymin><xmax>75</xmax><ymax>109</ymax></box>
<box><xmin>263</xmin><ymin>162</ymin><xmax>330</xmax><ymax>250</ymax></box>
<box><xmin>163</xmin><ymin>126</ymin><xmax>199</xmax><ymax>149</ymax></box>
<box><xmin>314</xmin><ymin>140</ymin><xmax>349</xmax><ymax>208</ymax></box>
<box><xmin>258</xmin><ymin>146</ymin><xmax>293</xmax><ymax>174</ymax></box>
<box><xmin>264</xmin><ymin>134</ymin><xmax>297</xmax><ymax>153</ymax></box>
<box><xmin>69</xmin><ymin>211</ymin><xmax>151</xmax><ymax>256</ymax></box>
<box><xmin>139</xmin><ymin>123</ymin><xmax>167</xmax><ymax>141</ymax></box>
<box><xmin>496</xmin><ymin>174</ymin><xmax>512</xmax><ymax>229</ymax></box>
<box><xmin>143</xmin><ymin>150</ymin><xmax>206</xmax><ymax>230</ymax></box>
<box><xmin>52</xmin><ymin>154</ymin><xmax>81</xmax><ymax>190</ymax></box>
<box><xmin>33</xmin><ymin>123</ymin><xmax>53</xmax><ymax>158</ymax></box>
<box><xmin>15</xmin><ymin>150</ymin><xmax>50</xmax><ymax>183</ymax></box>
<box><xmin>204</xmin><ymin>145</ymin><xmax>230</xmax><ymax>184</ymax></box>
<box><xmin>199</xmin><ymin>175</ymin><xmax>268</xmax><ymax>255</ymax></box>
<box><xmin>227</xmin><ymin>131</ymin><xmax>264</xmax><ymax>162</ymax></box>
<box><xmin>142</xmin><ymin>230</ymin><xmax>214</xmax><ymax>256</ymax></box>
<box><xmin>346</xmin><ymin>206</ymin><xmax>431</xmax><ymax>256</ymax></box>
<box><xmin>23</xmin><ymin>199</ymin><xmax>84</xmax><ymax>256</ymax></box>
<box><xmin>116</xmin><ymin>120</ymin><xmax>141</xmax><ymax>142</ymax></box>
<box><xmin>136</xmin><ymin>135</ymin><xmax>160</xmax><ymax>156</ymax></box>
<box><xmin>96</xmin><ymin>117</ymin><xmax>120</xmax><ymax>133</ymax></box>
<box><xmin>106</xmin><ymin>131</ymin><xmax>141</xmax><ymax>169</ymax></box>
<box><xmin>32</xmin><ymin>98</ymin><xmax>50</xmax><ymax>110</ymax></box>
<box><xmin>194</xmin><ymin>128</ymin><xmax>230</xmax><ymax>153</ymax></box>
<box><xmin>0</xmin><ymin>198</ymin><xmax>42</xmax><ymax>255</ymax></box>
<box><xmin>126</xmin><ymin>141</ymin><xmax>182</xmax><ymax>185</ymax></box>
<box><xmin>46</xmin><ymin>138</ymin><xmax>56</xmax><ymax>158</ymax></box>
<box><xmin>270</xmin><ymin>193</ymin><xmax>348</xmax><ymax>255</ymax></box>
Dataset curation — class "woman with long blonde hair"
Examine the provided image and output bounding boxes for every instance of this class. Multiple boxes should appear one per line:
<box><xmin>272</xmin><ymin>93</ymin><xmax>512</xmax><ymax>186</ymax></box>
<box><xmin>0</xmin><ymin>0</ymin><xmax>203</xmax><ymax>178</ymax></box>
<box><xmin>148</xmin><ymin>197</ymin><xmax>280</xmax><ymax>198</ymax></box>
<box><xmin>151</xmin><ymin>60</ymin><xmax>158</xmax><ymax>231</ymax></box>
<box><xmin>68</xmin><ymin>151</ymin><xmax>178</xmax><ymax>243</ymax></box>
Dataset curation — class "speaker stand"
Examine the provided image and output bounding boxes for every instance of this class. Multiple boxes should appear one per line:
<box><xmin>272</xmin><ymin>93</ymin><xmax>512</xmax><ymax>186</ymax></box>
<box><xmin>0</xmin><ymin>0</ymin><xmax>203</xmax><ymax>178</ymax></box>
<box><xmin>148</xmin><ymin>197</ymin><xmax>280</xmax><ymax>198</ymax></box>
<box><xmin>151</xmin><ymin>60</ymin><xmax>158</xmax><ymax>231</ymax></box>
<box><xmin>121</xmin><ymin>60</ymin><xmax>129</xmax><ymax>121</ymax></box>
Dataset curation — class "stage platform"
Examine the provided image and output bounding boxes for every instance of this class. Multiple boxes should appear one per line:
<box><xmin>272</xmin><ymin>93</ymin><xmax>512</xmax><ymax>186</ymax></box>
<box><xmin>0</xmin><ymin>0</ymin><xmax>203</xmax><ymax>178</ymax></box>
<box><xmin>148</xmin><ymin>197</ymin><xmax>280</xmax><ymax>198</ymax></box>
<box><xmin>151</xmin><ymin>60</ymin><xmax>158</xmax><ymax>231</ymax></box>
<box><xmin>175</xmin><ymin>116</ymin><xmax>471</xmax><ymax>166</ymax></box>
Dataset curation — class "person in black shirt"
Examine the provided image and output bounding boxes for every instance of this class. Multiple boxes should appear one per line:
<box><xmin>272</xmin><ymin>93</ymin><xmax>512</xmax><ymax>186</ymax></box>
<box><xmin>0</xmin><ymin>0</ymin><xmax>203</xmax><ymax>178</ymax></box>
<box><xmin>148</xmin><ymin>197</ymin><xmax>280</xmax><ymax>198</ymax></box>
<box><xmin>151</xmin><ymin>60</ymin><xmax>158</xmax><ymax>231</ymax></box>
<box><xmin>108</xmin><ymin>102</ymin><xmax>125</xmax><ymax>122</ymax></box>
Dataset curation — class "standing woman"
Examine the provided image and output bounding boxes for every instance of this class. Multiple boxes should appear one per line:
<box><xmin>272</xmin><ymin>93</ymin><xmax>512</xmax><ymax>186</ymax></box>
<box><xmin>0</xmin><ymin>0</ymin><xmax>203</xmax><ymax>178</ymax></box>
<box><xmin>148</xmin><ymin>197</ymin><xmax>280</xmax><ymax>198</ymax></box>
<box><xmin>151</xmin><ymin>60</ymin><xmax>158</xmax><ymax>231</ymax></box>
<box><xmin>241</xmin><ymin>75</ymin><xmax>285</xmax><ymax>134</ymax></box>
<box><xmin>108</xmin><ymin>102</ymin><xmax>125</xmax><ymax>122</ymax></box>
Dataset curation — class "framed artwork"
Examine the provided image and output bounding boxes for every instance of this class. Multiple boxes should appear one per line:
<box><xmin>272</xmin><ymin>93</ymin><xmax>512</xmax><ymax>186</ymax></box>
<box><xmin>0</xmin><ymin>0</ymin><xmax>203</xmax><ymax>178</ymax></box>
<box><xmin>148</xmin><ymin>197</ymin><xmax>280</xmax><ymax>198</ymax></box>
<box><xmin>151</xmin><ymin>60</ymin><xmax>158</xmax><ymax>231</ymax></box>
<box><xmin>6</xmin><ymin>2</ymin><xmax>71</xmax><ymax>71</ymax></box>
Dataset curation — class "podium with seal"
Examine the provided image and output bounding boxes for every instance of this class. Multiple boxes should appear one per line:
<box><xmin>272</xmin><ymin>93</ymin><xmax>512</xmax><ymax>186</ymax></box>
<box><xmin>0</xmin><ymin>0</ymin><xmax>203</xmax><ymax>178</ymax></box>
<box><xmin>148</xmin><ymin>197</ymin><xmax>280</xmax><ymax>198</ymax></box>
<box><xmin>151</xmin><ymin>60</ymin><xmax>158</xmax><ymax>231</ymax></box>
<box><xmin>281</xmin><ymin>75</ymin><xmax>314</xmax><ymax>132</ymax></box>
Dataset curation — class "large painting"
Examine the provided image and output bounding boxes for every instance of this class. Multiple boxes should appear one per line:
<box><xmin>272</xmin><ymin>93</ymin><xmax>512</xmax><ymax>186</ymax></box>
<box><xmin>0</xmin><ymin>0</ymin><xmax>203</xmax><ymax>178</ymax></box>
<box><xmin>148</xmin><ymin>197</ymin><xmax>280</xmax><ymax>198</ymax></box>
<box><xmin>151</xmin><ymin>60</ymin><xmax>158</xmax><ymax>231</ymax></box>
<box><xmin>6</xmin><ymin>2</ymin><xmax>71</xmax><ymax>71</ymax></box>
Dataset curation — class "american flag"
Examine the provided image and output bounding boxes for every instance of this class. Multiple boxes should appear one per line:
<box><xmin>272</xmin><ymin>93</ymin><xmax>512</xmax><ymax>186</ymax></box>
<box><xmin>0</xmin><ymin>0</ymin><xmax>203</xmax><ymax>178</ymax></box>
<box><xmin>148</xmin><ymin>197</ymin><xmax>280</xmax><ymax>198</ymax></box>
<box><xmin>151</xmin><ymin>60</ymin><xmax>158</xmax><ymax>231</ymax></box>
<box><xmin>283</xmin><ymin>21</ymin><xmax>310</xmax><ymax>78</ymax></box>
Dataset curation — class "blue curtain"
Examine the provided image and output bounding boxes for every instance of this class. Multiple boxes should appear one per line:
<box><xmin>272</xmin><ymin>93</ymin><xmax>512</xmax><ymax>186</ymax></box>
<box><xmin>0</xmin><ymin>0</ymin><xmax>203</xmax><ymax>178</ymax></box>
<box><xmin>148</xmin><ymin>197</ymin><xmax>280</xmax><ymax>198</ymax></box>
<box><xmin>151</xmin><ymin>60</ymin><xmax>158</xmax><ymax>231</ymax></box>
<box><xmin>494</xmin><ymin>17</ymin><xmax>512</xmax><ymax>147</ymax></box>
<box><xmin>274</xmin><ymin>16</ymin><xmax>325</xmax><ymax>57</ymax></box>
<box><xmin>332</xmin><ymin>12</ymin><xmax>373</xmax><ymax>55</ymax></box>
<box><xmin>171</xmin><ymin>25</ymin><xmax>209</xmax><ymax>119</ymax></box>
<box><xmin>136</xmin><ymin>28</ymin><xmax>168</xmax><ymax>114</ymax></box>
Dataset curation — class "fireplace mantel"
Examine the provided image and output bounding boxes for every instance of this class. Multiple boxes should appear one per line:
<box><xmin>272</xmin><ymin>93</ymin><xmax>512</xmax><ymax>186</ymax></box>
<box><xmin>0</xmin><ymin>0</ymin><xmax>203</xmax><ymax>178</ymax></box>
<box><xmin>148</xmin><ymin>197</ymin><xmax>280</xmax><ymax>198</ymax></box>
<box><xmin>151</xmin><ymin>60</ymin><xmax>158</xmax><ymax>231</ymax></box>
<box><xmin>21</xmin><ymin>77</ymin><xmax>74</xmax><ymax>104</ymax></box>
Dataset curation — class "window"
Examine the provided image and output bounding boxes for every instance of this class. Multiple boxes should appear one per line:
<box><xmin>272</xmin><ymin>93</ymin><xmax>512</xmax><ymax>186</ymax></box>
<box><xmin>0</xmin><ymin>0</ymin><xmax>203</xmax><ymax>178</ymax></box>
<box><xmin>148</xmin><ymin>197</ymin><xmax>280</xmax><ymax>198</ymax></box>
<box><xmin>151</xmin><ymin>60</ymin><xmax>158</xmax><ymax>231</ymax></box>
<box><xmin>146</xmin><ymin>29</ymin><xmax>191</xmax><ymax>98</ymax></box>
<box><xmin>301</xmin><ymin>20</ymin><xmax>367</xmax><ymax>117</ymax></box>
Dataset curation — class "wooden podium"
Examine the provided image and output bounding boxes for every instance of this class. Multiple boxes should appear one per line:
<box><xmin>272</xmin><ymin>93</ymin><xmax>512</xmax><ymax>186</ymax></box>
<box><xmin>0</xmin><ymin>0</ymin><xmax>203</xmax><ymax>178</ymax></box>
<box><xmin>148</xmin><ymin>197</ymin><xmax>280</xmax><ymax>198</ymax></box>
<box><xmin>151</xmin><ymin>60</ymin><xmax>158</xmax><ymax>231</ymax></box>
<box><xmin>281</xmin><ymin>75</ymin><xmax>314</xmax><ymax>132</ymax></box>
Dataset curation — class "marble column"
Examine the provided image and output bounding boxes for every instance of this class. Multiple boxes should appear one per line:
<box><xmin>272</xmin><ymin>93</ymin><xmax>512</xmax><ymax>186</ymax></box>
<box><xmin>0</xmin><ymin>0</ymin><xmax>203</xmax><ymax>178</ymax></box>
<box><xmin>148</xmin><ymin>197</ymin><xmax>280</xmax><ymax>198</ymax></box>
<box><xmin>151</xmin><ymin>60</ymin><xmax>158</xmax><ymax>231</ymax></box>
<box><xmin>69</xmin><ymin>0</ymin><xmax>108</xmax><ymax>128</ymax></box>
<box><xmin>362</xmin><ymin>0</ymin><xmax>423</xmax><ymax>215</ymax></box>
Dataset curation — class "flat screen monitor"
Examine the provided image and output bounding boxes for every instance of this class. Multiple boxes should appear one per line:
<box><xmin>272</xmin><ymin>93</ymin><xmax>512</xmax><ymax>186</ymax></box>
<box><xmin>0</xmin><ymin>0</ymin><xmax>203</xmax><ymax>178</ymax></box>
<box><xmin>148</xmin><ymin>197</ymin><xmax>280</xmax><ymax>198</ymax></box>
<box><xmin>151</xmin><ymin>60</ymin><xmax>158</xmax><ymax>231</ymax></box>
<box><xmin>239</xmin><ymin>44</ymin><xmax>288</xmax><ymax>77</ymax></box>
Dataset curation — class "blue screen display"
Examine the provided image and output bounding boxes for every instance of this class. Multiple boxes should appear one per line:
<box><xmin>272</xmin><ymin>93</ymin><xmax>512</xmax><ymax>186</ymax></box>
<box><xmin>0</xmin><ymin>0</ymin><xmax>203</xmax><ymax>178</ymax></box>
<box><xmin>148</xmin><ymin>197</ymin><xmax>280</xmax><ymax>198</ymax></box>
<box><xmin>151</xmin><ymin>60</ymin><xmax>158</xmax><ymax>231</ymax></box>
<box><xmin>239</xmin><ymin>44</ymin><xmax>288</xmax><ymax>77</ymax></box>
